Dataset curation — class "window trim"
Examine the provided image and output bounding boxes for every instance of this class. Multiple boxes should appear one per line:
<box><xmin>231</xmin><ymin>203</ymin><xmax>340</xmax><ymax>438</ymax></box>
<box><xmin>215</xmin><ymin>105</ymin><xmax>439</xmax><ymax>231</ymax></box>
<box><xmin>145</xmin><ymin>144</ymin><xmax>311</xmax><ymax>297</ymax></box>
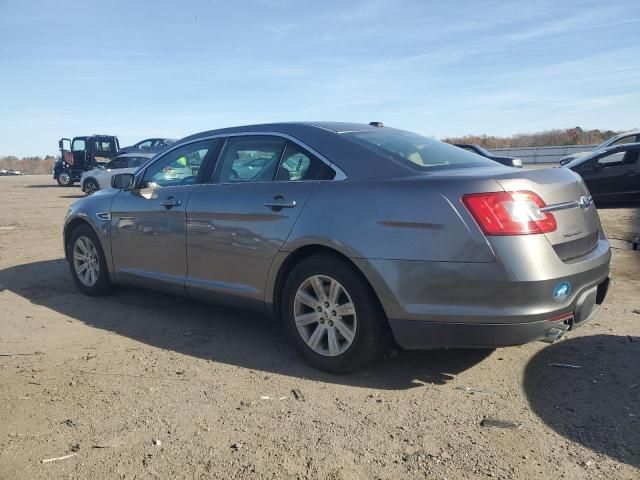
<box><xmin>135</xmin><ymin>132</ymin><xmax>347</xmax><ymax>188</ymax></box>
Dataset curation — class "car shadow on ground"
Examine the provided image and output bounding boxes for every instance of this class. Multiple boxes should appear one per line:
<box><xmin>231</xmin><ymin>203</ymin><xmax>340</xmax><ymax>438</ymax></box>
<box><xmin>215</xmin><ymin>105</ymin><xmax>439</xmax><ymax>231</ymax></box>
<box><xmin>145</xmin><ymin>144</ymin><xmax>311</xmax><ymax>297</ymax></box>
<box><xmin>25</xmin><ymin>184</ymin><xmax>68</xmax><ymax>188</ymax></box>
<box><xmin>524</xmin><ymin>333</ymin><xmax>640</xmax><ymax>468</ymax></box>
<box><xmin>0</xmin><ymin>259</ymin><xmax>491</xmax><ymax>390</ymax></box>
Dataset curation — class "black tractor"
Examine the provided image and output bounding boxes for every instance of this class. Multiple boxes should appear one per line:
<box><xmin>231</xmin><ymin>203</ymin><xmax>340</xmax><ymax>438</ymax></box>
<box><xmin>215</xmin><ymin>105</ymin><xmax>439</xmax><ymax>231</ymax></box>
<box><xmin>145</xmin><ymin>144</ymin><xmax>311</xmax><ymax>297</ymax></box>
<box><xmin>53</xmin><ymin>135</ymin><xmax>120</xmax><ymax>186</ymax></box>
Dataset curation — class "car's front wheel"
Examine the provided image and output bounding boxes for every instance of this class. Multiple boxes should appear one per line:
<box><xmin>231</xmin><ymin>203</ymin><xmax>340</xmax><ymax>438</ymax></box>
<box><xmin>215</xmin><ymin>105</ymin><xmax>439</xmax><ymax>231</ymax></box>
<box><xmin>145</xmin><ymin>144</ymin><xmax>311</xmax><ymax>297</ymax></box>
<box><xmin>57</xmin><ymin>172</ymin><xmax>73</xmax><ymax>187</ymax></box>
<box><xmin>83</xmin><ymin>179</ymin><xmax>99</xmax><ymax>196</ymax></box>
<box><xmin>68</xmin><ymin>225</ymin><xmax>111</xmax><ymax>296</ymax></box>
<box><xmin>282</xmin><ymin>255</ymin><xmax>387</xmax><ymax>373</ymax></box>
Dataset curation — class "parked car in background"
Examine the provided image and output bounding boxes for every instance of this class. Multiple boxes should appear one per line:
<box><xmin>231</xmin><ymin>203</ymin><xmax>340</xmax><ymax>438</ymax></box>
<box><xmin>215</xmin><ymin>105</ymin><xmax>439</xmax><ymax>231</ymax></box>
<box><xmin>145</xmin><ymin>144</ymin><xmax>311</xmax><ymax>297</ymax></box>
<box><xmin>562</xmin><ymin>143</ymin><xmax>640</xmax><ymax>203</ymax></box>
<box><xmin>559</xmin><ymin>130</ymin><xmax>640</xmax><ymax>165</ymax></box>
<box><xmin>81</xmin><ymin>153</ymin><xmax>155</xmax><ymax>195</ymax></box>
<box><xmin>454</xmin><ymin>144</ymin><xmax>523</xmax><ymax>167</ymax></box>
<box><xmin>63</xmin><ymin>122</ymin><xmax>610</xmax><ymax>373</ymax></box>
<box><xmin>118</xmin><ymin>138</ymin><xmax>175</xmax><ymax>154</ymax></box>
<box><xmin>55</xmin><ymin>135</ymin><xmax>120</xmax><ymax>186</ymax></box>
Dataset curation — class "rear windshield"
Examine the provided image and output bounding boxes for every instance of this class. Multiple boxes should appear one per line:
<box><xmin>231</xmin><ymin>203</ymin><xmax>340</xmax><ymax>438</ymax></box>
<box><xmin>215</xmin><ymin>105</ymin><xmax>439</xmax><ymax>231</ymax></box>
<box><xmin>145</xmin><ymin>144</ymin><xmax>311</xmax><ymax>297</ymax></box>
<box><xmin>343</xmin><ymin>130</ymin><xmax>497</xmax><ymax>171</ymax></box>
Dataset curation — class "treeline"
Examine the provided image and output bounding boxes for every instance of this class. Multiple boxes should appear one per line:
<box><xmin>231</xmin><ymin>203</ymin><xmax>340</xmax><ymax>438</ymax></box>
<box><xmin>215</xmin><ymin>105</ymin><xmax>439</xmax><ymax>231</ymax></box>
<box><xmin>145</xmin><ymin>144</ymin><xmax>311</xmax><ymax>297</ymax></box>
<box><xmin>443</xmin><ymin>126</ymin><xmax>628</xmax><ymax>149</ymax></box>
<box><xmin>0</xmin><ymin>155</ymin><xmax>57</xmax><ymax>175</ymax></box>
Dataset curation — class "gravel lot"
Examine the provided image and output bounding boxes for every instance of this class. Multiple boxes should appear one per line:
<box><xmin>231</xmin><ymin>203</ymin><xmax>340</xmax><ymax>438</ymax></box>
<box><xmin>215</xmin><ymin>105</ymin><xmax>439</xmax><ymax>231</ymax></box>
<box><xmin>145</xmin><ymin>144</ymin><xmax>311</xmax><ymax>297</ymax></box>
<box><xmin>0</xmin><ymin>175</ymin><xmax>639</xmax><ymax>479</ymax></box>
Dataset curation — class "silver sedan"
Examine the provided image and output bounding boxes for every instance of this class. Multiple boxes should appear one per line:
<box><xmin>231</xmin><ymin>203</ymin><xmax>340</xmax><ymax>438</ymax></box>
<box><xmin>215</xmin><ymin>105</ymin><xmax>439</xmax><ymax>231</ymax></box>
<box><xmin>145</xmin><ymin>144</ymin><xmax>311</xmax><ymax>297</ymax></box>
<box><xmin>63</xmin><ymin>122</ymin><xmax>611</xmax><ymax>372</ymax></box>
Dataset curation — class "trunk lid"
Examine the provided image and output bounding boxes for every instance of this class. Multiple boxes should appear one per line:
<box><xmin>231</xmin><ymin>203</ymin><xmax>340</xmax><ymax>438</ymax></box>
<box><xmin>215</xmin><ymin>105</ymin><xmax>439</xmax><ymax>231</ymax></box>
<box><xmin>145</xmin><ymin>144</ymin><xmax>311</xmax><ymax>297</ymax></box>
<box><xmin>492</xmin><ymin>167</ymin><xmax>600</xmax><ymax>261</ymax></box>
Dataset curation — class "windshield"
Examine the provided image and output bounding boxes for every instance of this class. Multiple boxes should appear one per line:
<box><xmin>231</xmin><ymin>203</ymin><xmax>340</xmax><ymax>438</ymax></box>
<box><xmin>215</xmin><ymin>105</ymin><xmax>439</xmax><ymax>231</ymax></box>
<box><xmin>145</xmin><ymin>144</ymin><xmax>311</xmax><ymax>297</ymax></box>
<box><xmin>473</xmin><ymin>145</ymin><xmax>492</xmax><ymax>156</ymax></box>
<box><xmin>343</xmin><ymin>130</ymin><xmax>497</xmax><ymax>171</ymax></box>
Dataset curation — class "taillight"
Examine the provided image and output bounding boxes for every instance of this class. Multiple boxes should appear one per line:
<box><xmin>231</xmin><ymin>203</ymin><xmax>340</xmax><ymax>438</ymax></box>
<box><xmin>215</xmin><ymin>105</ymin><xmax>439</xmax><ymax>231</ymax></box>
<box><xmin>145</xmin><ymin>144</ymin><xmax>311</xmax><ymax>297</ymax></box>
<box><xmin>462</xmin><ymin>191</ymin><xmax>557</xmax><ymax>235</ymax></box>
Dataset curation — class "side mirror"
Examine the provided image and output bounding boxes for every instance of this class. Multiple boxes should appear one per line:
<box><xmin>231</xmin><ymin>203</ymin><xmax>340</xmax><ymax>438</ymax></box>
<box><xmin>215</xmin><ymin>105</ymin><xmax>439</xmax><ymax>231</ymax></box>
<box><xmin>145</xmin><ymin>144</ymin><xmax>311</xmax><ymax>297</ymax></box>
<box><xmin>593</xmin><ymin>162</ymin><xmax>605</xmax><ymax>170</ymax></box>
<box><xmin>111</xmin><ymin>173</ymin><xmax>135</xmax><ymax>190</ymax></box>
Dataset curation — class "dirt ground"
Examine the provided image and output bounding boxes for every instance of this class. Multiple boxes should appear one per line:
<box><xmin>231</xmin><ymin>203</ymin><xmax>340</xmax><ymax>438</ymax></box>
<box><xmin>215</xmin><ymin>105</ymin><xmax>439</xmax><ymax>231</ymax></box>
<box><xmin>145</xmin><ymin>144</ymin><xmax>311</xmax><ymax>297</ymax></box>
<box><xmin>0</xmin><ymin>175</ymin><xmax>639</xmax><ymax>480</ymax></box>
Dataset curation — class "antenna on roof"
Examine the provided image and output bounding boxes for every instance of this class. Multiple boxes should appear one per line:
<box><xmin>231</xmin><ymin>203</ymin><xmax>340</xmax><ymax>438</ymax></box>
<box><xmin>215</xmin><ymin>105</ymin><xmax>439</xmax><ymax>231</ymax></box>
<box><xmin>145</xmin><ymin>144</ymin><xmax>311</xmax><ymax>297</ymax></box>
<box><xmin>369</xmin><ymin>121</ymin><xmax>384</xmax><ymax>128</ymax></box>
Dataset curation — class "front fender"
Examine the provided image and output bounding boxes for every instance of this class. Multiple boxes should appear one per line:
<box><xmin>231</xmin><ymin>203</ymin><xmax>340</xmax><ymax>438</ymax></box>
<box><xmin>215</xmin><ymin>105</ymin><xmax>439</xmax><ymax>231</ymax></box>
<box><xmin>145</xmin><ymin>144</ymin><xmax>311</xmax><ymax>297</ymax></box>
<box><xmin>63</xmin><ymin>190</ymin><xmax>117</xmax><ymax>273</ymax></box>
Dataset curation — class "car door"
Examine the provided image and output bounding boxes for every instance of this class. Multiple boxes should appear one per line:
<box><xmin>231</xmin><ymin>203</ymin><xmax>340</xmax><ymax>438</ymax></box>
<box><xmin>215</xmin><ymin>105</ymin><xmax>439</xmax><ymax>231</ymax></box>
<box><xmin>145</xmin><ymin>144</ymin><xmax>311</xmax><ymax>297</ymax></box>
<box><xmin>576</xmin><ymin>149</ymin><xmax>634</xmax><ymax>200</ymax></box>
<box><xmin>110</xmin><ymin>139</ymin><xmax>217</xmax><ymax>295</ymax></box>
<box><xmin>185</xmin><ymin>135</ymin><xmax>336</xmax><ymax>307</ymax></box>
<box><xmin>623</xmin><ymin>150</ymin><xmax>640</xmax><ymax>197</ymax></box>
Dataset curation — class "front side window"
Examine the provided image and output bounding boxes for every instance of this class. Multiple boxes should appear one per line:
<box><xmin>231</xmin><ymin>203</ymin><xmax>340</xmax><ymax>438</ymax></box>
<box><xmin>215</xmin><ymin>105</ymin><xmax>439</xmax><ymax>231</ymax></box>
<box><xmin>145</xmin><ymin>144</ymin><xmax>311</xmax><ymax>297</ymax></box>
<box><xmin>142</xmin><ymin>140</ymin><xmax>212</xmax><ymax>187</ymax></box>
<box><xmin>215</xmin><ymin>136</ymin><xmax>286</xmax><ymax>183</ymax></box>
<box><xmin>275</xmin><ymin>143</ymin><xmax>335</xmax><ymax>181</ymax></box>
<box><xmin>596</xmin><ymin>151</ymin><xmax>626</xmax><ymax>166</ymax></box>
<box><xmin>343</xmin><ymin>130</ymin><xmax>496</xmax><ymax>171</ymax></box>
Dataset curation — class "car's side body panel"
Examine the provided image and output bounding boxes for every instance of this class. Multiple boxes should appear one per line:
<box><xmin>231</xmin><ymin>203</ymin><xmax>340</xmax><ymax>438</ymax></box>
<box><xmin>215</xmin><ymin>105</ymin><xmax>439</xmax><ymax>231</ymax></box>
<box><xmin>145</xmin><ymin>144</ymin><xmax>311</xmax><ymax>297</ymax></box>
<box><xmin>184</xmin><ymin>181</ymin><xmax>320</xmax><ymax>307</ymax></box>
<box><xmin>281</xmin><ymin>179</ymin><xmax>499</xmax><ymax>262</ymax></box>
<box><xmin>109</xmin><ymin>187</ymin><xmax>192</xmax><ymax>296</ymax></box>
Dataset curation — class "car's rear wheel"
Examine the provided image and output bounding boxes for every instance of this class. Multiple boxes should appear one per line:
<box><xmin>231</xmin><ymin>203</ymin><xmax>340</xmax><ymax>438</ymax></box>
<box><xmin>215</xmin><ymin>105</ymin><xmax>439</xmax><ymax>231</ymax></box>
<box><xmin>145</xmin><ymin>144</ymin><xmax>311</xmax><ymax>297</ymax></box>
<box><xmin>83</xmin><ymin>179</ymin><xmax>99</xmax><ymax>196</ymax></box>
<box><xmin>57</xmin><ymin>172</ymin><xmax>73</xmax><ymax>186</ymax></box>
<box><xmin>68</xmin><ymin>225</ymin><xmax>111</xmax><ymax>296</ymax></box>
<box><xmin>282</xmin><ymin>255</ymin><xmax>387</xmax><ymax>373</ymax></box>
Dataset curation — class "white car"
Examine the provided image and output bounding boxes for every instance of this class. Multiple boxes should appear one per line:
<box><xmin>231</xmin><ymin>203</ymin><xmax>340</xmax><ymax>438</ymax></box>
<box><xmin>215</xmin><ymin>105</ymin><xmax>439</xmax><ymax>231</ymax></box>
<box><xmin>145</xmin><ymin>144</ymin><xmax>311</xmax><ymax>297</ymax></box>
<box><xmin>81</xmin><ymin>153</ymin><xmax>155</xmax><ymax>195</ymax></box>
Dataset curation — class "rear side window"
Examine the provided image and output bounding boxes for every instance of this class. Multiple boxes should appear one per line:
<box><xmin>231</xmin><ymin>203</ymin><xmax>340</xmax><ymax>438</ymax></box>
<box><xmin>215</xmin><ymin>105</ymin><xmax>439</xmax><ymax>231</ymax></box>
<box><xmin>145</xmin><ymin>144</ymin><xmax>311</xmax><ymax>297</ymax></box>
<box><xmin>94</xmin><ymin>140</ymin><xmax>117</xmax><ymax>153</ymax></box>
<box><xmin>343</xmin><ymin>130</ymin><xmax>497</xmax><ymax>171</ymax></box>
<box><xmin>275</xmin><ymin>142</ymin><xmax>335</xmax><ymax>181</ymax></box>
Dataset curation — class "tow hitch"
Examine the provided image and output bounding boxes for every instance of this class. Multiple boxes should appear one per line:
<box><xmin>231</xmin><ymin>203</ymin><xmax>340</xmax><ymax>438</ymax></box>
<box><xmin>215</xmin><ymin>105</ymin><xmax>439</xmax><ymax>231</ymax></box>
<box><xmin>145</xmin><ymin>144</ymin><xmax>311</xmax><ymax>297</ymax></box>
<box><xmin>540</xmin><ymin>322</ymin><xmax>570</xmax><ymax>344</ymax></box>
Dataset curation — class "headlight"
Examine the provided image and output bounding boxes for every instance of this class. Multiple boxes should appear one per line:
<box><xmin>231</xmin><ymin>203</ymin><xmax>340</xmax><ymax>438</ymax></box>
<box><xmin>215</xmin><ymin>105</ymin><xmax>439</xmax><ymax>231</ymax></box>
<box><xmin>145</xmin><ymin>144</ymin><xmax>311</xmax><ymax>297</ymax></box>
<box><xmin>512</xmin><ymin>158</ymin><xmax>523</xmax><ymax>168</ymax></box>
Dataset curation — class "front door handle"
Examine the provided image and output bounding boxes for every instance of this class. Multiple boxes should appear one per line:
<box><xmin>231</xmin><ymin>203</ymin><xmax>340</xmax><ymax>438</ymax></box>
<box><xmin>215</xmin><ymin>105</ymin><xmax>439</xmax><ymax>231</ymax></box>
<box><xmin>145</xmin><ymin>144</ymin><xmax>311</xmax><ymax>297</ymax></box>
<box><xmin>161</xmin><ymin>197</ymin><xmax>182</xmax><ymax>209</ymax></box>
<box><xmin>265</xmin><ymin>194</ymin><xmax>296</xmax><ymax>210</ymax></box>
<box><xmin>264</xmin><ymin>200</ymin><xmax>297</xmax><ymax>209</ymax></box>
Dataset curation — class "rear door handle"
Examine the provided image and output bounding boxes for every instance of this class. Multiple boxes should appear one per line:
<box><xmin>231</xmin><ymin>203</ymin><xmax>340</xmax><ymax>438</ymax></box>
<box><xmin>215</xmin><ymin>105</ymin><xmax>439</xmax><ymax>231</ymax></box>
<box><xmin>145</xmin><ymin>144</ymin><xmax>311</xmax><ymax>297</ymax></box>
<box><xmin>161</xmin><ymin>197</ymin><xmax>182</xmax><ymax>209</ymax></box>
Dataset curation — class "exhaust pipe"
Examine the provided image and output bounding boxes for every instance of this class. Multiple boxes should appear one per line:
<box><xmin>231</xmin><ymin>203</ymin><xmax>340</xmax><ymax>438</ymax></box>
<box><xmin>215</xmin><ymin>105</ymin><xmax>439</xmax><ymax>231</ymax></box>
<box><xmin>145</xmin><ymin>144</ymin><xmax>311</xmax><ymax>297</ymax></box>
<box><xmin>540</xmin><ymin>323</ymin><xmax>570</xmax><ymax>344</ymax></box>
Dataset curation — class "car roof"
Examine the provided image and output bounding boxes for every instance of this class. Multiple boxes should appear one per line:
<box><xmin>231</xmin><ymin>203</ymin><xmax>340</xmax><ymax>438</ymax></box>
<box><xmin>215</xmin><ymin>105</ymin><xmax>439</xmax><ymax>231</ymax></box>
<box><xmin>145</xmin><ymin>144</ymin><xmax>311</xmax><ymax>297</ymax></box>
<box><xmin>610</xmin><ymin>130</ymin><xmax>640</xmax><ymax>139</ymax></box>
<box><xmin>181</xmin><ymin>122</ymin><xmax>380</xmax><ymax>140</ymax></box>
<box><xmin>596</xmin><ymin>142</ymin><xmax>640</xmax><ymax>153</ymax></box>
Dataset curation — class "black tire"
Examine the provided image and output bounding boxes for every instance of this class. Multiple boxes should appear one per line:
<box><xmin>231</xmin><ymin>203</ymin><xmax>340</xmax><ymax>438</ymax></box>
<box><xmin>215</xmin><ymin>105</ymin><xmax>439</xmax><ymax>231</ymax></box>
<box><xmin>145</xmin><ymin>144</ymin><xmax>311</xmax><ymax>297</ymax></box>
<box><xmin>83</xmin><ymin>179</ymin><xmax>99</xmax><ymax>196</ymax></box>
<box><xmin>68</xmin><ymin>224</ymin><xmax>112</xmax><ymax>296</ymax></box>
<box><xmin>57</xmin><ymin>172</ymin><xmax>74</xmax><ymax>187</ymax></box>
<box><xmin>281</xmin><ymin>255</ymin><xmax>388</xmax><ymax>373</ymax></box>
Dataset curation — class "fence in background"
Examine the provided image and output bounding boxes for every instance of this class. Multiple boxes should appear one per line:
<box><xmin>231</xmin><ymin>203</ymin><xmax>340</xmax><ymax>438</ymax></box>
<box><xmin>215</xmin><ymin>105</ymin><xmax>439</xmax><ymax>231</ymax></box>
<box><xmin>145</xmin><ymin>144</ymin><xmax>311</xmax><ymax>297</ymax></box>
<box><xmin>488</xmin><ymin>144</ymin><xmax>598</xmax><ymax>164</ymax></box>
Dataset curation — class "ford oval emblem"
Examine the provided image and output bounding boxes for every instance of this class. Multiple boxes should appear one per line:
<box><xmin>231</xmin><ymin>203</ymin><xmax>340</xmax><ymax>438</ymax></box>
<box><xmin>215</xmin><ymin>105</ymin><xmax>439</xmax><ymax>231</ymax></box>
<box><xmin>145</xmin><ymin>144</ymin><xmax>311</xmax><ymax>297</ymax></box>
<box><xmin>578</xmin><ymin>195</ymin><xmax>593</xmax><ymax>209</ymax></box>
<box><xmin>552</xmin><ymin>281</ymin><xmax>571</xmax><ymax>302</ymax></box>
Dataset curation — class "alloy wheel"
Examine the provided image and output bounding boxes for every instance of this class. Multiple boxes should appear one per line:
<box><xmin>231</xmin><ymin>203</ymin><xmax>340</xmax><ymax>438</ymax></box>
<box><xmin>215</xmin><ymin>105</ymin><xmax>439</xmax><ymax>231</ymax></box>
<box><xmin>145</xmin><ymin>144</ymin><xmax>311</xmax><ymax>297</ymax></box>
<box><xmin>85</xmin><ymin>181</ymin><xmax>98</xmax><ymax>195</ymax></box>
<box><xmin>293</xmin><ymin>275</ymin><xmax>357</xmax><ymax>357</ymax></box>
<box><xmin>58</xmin><ymin>172</ymin><xmax>71</xmax><ymax>186</ymax></box>
<box><xmin>73</xmin><ymin>236</ymin><xmax>100</xmax><ymax>287</ymax></box>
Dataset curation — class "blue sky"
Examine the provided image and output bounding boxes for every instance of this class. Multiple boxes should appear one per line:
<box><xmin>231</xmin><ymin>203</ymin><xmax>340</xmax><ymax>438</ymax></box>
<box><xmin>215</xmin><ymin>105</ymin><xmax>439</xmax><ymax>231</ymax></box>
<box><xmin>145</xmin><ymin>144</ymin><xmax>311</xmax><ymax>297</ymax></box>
<box><xmin>0</xmin><ymin>0</ymin><xmax>638</xmax><ymax>156</ymax></box>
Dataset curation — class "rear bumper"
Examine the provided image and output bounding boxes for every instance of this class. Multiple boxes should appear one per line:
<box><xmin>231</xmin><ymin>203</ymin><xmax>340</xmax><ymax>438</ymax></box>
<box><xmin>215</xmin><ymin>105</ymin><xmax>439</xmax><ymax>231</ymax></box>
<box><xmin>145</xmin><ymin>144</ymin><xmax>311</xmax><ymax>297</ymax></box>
<box><xmin>353</xmin><ymin>236</ymin><xmax>611</xmax><ymax>349</ymax></box>
<box><xmin>388</xmin><ymin>276</ymin><xmax>609</xmax><ymax>349</ymax></box>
